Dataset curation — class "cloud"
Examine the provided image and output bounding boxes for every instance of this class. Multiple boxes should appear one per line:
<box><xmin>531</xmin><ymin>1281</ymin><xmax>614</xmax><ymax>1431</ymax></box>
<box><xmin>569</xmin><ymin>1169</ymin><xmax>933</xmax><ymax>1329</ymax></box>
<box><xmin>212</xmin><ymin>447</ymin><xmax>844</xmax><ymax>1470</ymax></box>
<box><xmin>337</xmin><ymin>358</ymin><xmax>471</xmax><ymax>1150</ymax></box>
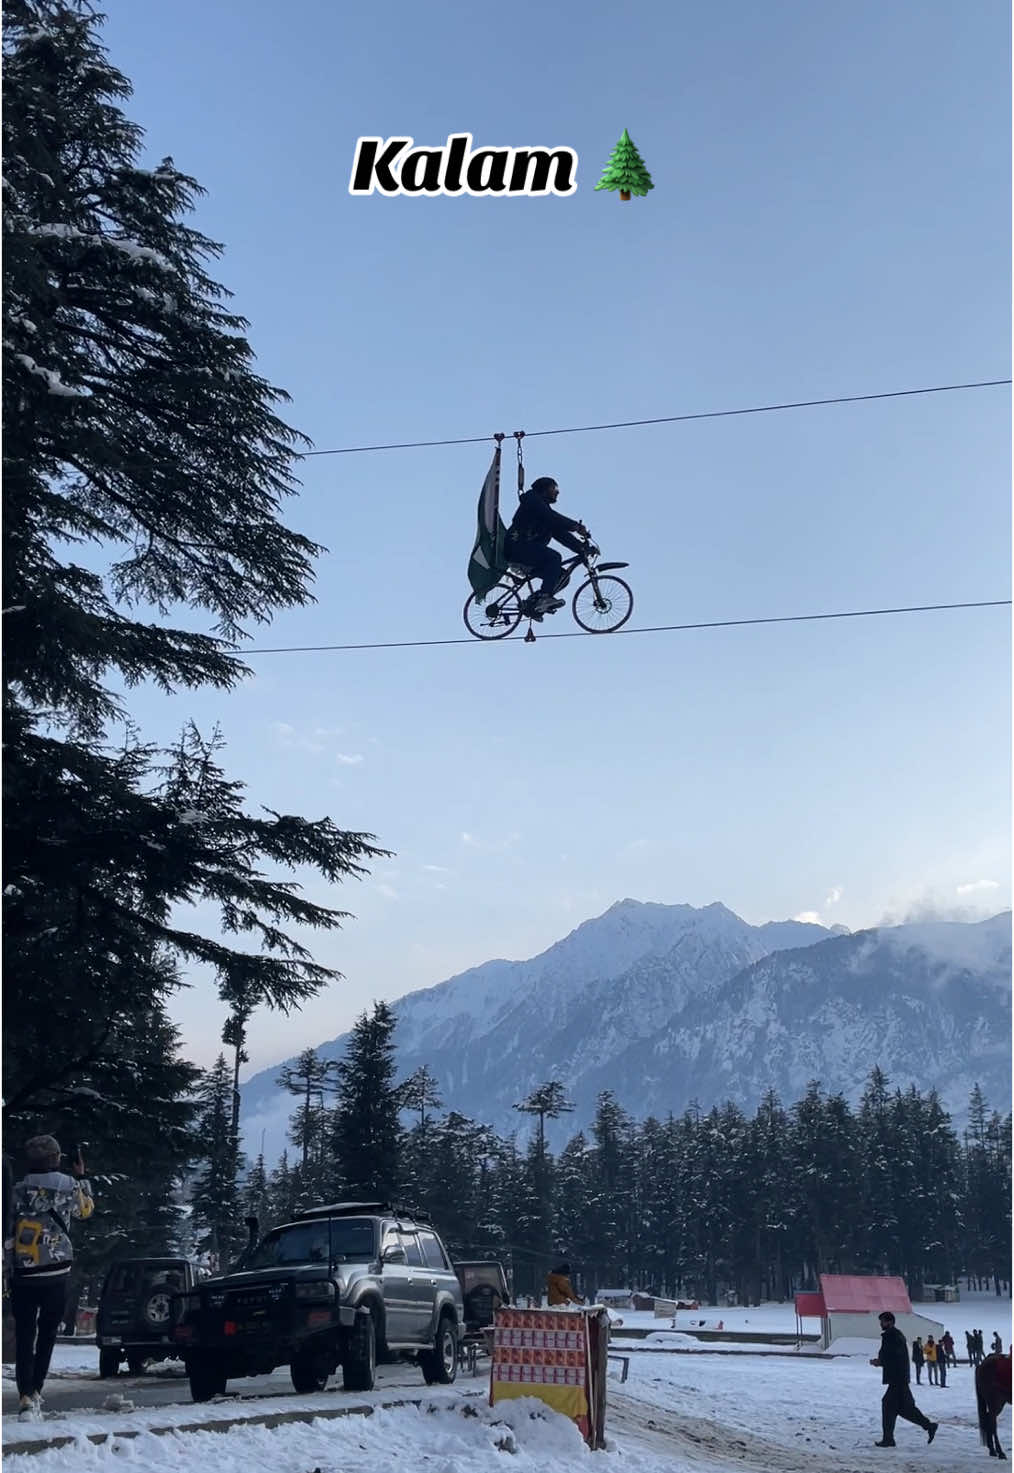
<box><xmin>423</xmin><ymin>864</ymin><xmax>450</xmax><ymax>874</ymax></box>
<box><xmin>956</xmin><ymin>879</ymin><xmax>1000</xmax><ymax>895</ymax></box>
<box><xmin>335</xmin><ymin>753</ymin><xmax>363</xmax><ymax>766</ymax></box>
<box><xmin>793</xmin><ymin>910</ymin><xmax>824</xmax><ymax>925</ymax></box>
<box><xmin>376</xmin><ymin>883</ymin><xmax>398</xmax><ymax>900</ymax></box>
<box><xmin>269</xmin><ymin>722</ymin><xmax>325</xmax><ymax>754</ymax></box>
<box><xmin>460</xmin><ymin>831</ymin><xmax>520</xmax><ymax>853</ymax></box>
<box><xmin>825</xmin><ymin>887</ymin><xmax>843</xmax><ymax>906</ymax></box>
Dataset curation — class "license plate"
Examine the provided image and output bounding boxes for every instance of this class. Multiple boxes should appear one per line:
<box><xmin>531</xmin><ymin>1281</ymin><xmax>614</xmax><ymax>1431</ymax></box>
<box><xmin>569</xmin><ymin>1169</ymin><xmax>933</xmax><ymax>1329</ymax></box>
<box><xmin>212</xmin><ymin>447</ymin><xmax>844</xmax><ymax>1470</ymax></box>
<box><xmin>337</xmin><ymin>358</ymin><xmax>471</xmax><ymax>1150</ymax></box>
<box><xmin>100</xmin><ymin>1337</ymin><xmax>122</xmax><ymax>1346</ymax></box>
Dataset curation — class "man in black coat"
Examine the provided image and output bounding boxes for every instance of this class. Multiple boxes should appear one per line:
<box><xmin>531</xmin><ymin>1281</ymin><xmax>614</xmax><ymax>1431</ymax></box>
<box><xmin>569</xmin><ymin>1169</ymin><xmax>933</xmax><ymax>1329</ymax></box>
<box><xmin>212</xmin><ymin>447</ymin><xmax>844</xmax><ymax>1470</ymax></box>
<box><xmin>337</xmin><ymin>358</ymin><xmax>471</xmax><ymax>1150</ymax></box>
<box><xmin>504</xmin><ymin>477</ymin><xmax>595</xmax><ymax>617</ymax></box>
<box><xmin>869</xmin><ymin>1311</ymin><xmax>938</xmax><ymax>1448</ymax></box>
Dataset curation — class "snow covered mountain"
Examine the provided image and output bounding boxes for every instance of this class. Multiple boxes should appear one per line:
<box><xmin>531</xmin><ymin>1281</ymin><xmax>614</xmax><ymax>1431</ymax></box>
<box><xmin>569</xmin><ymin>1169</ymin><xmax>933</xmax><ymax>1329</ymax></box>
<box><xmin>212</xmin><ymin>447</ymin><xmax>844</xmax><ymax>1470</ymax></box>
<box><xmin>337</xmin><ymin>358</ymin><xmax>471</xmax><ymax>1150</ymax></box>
<box><xmin>238</xmin><ymin>900</ymin><xmax>1011</xmax><ymax>1163</ymax></box>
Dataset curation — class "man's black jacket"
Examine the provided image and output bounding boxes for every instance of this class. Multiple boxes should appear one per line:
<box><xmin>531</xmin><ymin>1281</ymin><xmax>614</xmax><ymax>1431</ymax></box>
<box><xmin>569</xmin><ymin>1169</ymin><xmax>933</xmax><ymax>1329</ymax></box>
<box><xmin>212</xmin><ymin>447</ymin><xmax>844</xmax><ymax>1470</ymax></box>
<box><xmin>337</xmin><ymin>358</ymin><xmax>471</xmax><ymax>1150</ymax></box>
<box><xmin>507</xmin><ymin>491</ymin><xmax>584</xmax><ymax>553</ymax></box>
<box><xmin>878</xmin><ymin>1325</ymin><xmax>911</xmax><ymax>1385</ymax></box>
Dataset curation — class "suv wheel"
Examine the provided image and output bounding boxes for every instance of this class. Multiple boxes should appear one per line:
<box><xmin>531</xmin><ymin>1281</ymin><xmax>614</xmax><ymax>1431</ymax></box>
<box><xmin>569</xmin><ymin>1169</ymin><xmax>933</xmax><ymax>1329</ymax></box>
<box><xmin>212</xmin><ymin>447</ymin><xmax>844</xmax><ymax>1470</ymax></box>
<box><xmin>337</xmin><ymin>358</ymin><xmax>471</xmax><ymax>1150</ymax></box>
<box><xmin>342</xmin><ymin>1308</ymin><xmax>376</xmax><ymax>1392</ymax></box>
<box><xmin>420</xmin><ymin>1313</ymin><xmax>458</xmax><ymax>1385</ymax></box>
<box><xmin>143</xmin><ymin>1289</ymin><xmax>173</xmax><ymax>1328</ymax></box>
<box><xmin>187</xmin><ymin>1354</ymin><xmax>227</xmax><ymax>1402</ymax></box>
<box><xmin>98</xmin><ymin>1348</ymin><xmax>121</xmax><ymax>1378</ymax></box>
<box><xmin>290</xmin><ymin>1347</ymin><xmax>331</xmax><ymax>1394</ymax></box>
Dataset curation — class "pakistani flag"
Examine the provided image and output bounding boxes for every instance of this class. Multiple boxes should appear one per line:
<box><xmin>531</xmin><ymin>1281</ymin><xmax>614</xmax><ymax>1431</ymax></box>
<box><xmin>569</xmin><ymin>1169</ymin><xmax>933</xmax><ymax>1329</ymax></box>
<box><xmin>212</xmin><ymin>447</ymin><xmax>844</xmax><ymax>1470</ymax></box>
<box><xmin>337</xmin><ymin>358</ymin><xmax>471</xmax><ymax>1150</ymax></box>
<box><xmin>467</xmin><ymin>444</ymin><xmax>507</xmax><ymax>598</ymax></box>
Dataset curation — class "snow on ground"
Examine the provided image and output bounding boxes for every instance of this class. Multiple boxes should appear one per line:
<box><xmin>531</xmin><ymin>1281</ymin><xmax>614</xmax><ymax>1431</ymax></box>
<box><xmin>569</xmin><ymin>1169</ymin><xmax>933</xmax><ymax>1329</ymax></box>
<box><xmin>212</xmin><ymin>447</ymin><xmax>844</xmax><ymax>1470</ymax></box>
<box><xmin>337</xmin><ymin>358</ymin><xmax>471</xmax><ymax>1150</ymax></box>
<box><xmin>608</xmin><ymin>1288</ymin><xmax>1010</xmax><ymax>1346</ymax></box>
<box><xmin>3</xmin><ymin>1293</ymin><xmax>1009</xmax><ymax>1473</ymax></box>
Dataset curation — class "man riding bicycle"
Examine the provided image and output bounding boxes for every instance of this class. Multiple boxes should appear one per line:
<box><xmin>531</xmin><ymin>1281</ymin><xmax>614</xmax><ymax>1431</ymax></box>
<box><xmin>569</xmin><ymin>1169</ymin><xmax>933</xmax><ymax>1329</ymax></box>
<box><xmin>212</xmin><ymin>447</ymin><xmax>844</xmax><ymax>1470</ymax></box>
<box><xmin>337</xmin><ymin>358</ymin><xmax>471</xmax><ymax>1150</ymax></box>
<box><xmin>504</xmin><ymin>477</ymin><xmax>598</xmax><ymax>618</ymax></box>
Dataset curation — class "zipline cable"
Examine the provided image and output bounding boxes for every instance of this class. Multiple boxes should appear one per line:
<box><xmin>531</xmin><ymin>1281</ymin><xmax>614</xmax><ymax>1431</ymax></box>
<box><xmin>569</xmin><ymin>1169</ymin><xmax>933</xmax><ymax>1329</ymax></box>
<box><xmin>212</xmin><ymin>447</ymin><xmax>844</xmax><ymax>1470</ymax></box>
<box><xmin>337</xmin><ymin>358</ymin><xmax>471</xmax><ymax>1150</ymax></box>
<box><xmin>233</xmin><ymin>598</ymin><xmax>1011</xmax><ymax>656</ymax></box>
<box><xmin>302</xmin><ymin>379</ymin><xmax>1012</xmax><ymax>457</ymax></box>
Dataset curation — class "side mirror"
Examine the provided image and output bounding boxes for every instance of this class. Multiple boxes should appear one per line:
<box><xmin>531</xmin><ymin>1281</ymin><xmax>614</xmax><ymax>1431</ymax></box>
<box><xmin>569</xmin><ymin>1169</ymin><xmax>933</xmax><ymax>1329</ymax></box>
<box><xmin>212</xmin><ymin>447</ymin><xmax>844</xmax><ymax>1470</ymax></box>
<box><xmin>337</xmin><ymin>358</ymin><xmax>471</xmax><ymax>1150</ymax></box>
<box><xmin>382</xmin><ymin>1244</ymin><xmax>407</xmax><ymax>1265</ymax></box>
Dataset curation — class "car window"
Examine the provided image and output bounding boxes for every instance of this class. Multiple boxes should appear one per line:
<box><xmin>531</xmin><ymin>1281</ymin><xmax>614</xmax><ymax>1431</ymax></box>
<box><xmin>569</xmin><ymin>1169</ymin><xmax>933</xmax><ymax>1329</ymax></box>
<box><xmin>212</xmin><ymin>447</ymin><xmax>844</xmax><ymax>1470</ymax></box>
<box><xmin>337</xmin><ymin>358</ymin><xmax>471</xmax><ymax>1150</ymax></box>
<box><xmin>104</xmin><ymin>1264</ymin><xmax>138</xmax><ymax>1294</ymax></box>
<box><xmin>418</xmin><ymin>1231</ymin><xmax>449</xmax><ymax>1271</ymax></box>
<box><xmin>398</xmin><ymin>1230</ymin><xmax>425</xmax><ymax>1266</ymax></box>
<box><xmin>245</xmin><ymin>1217</ymin><xmax>376</xmax><ymax>1268</ymax></box>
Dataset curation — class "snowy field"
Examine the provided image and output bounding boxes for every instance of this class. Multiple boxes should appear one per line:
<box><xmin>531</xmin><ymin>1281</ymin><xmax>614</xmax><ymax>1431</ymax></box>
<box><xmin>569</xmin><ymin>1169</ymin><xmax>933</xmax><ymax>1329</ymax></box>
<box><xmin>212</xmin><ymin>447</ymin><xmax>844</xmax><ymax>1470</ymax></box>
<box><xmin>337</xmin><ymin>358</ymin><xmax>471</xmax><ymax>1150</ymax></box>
<box><xmin>3</xmin><ymin>1292</ymin><xmax>1009</xmax><ymax>1473</ymax></box>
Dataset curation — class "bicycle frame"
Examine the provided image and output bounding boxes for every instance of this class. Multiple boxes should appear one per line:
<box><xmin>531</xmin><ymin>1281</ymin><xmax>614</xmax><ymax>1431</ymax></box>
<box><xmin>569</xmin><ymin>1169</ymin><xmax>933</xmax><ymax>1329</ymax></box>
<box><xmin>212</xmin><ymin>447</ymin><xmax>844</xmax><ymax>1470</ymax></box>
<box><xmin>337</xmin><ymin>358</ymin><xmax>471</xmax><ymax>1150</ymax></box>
<box><xmin>501</xmin><ymin>550</ymin><xmax>629</xmax><ymax>604</ymax></box>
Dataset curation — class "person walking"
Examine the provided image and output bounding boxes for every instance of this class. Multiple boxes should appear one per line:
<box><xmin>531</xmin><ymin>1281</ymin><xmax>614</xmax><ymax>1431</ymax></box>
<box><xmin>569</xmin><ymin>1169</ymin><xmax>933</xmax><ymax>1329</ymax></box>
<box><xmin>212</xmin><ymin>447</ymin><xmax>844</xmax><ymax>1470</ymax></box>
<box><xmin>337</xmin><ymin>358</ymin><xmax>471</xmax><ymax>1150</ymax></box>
<box><xmin>940</xmin><ymin>1329</ymin><xmax>956</xmax><ymax>1368</ymax></box>
<box><xmin>966</xmin><ymin>1329</ymin><xmax>976</xmax><ymax>1365</ymax></box>
<box><xmin>5</xmin><ymin>1137</ymin><xmax>93</xmax><ymax>1420</ymax></box>
<box><xmin>869</xmin><ymin>1310</ymin><xmax>938</xmax><ymax>1448</ymax></box>
<box><xmin>993</xmin><ymin>1331</ymin><xmax>1004</xmax><ymax>1355</ymax></box>
<box><xmin>924</xmin><ymin>1334</ymin><xmax>939</xmax><ymax>1385</ymax></box>
<box><xmin>911</xmin><ymin>1336</ymin><xmax>924</xmax><ymax>1384</ymax></box>
<box><xmin>975</xmin><ymin>1329</ymin><xmax>986</xmax><ymax>1365</ymax></box>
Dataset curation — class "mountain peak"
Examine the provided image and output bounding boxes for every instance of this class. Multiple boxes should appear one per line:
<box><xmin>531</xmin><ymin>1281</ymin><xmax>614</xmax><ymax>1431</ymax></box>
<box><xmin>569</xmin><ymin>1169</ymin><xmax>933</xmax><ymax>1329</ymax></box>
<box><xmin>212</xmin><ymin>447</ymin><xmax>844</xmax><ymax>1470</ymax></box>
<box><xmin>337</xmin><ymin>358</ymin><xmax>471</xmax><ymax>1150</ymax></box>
<box><xmin>238</xmin><ymin>905</ymin><xmax>1010</xmax><ymax>1167</ymax></box>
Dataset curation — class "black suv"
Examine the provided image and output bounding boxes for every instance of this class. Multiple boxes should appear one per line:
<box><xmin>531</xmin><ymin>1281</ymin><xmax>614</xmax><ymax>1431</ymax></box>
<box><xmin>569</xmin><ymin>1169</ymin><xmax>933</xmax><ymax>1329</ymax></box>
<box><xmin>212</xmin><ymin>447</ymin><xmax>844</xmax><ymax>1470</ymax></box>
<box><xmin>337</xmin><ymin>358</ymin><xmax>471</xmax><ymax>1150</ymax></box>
<box><xmin>96</xmin><ymin>1257</ymin><xmax>210</xmax><ymax>1376</ymax></box>
<box><xmin>171</xmin><ymin>1201</ymin><xmax>464</xmax><ymax>1401</ymax></box>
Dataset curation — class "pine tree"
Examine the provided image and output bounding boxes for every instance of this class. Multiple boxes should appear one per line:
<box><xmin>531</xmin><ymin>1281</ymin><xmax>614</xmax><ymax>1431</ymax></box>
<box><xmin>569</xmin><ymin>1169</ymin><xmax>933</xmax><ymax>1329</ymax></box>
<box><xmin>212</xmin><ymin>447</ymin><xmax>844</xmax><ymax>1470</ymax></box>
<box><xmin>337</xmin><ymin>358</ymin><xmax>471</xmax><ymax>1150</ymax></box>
<box><xmin>400</xmin><ymin>1065</ymin><xmax>444</xmax><ymax>1129</ymax></box>
<box><xmin>329</xmin><ymin>1003</ymin><xmax>402</xmax><ymax>1200</ymax></box>
<box><xmin>788</xmin><ymin>1084</ymin><xmax>861</xmax><ymax>1282</ymax></box>
<box><xmin>190</xmin><ymin>1053</ymin><xmax>246</xmax><ymax>1269</ymax></box>
<box><xmin>4</xmin><ymin>995</ymin><xmax>201</xmax><ymax>1297</ymax></box>
<box><xmin>747</xmin><ymin>1091</ymin><xmax>792</xmax><ymax>1302</ymax></box>
<box><xmin>514</xmin><ymin>1081</ymin><xmax>574</xmax><ymax>1153</ymax></box>
<box><xmin>277</xmin><ymin>1048</ymin><xmax>339</xmax><ymax>1169</ymax></box>
<box><xmin>857</xmin><ymin>1067</ymin><xmax>902</xmax><ymax>1274</ymax></box>
<box><xmin>594</xmin><ymin>129</ymin><xmax>654</xmax><ymax>201</ymax></box>
<box><xmin>242</xmin><ymin>1150</ymin><xmax>271</xmax><ymax>1231</ymax></box>
<box><xmin>266</xmin><ymin>1150</ymin><xmax>298</xmax><ymax>1226</ymax></box>
<box><xmin>3</xmin><ymin>2</ymin><xmax>388</xmax><ymax>1128</ymax></box>
<box><xmin>585</xmin><ymin>1091</ymin><xmax>634</xmax><ymax>1288</ymax></box>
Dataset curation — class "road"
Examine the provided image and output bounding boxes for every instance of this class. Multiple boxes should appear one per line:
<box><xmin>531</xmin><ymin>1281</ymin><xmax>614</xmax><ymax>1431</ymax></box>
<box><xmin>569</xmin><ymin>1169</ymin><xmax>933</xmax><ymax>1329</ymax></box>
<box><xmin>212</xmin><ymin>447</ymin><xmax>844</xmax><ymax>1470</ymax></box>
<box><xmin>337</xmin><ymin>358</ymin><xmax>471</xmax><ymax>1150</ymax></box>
<box><xmin>2</xmin><ymin>1357</ymin><xmax>479</xmax><ymax>1417</ymax></box>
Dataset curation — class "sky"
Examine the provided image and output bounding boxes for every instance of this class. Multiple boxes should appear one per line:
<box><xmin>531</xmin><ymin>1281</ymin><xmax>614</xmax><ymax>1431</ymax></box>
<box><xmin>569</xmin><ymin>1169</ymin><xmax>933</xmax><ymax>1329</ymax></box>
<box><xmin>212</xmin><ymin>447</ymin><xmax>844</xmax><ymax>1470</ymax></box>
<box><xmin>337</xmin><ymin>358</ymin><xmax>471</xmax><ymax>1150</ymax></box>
<box><xmin>86</xmin><ymin>0</ymin><xmax>1011</xmax><ymax>1074</ymax></box>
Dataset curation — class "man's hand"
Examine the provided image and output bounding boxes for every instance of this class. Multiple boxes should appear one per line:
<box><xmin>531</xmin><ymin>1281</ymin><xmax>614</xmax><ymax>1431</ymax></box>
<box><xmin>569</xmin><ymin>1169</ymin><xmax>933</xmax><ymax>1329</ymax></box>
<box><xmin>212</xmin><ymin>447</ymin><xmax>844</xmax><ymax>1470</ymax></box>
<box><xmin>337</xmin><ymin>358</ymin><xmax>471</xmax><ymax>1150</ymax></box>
<box><xmin>870</xmin><ymin>1357</ymin><xmax>881</xmax><ymax>1366</ymax></box>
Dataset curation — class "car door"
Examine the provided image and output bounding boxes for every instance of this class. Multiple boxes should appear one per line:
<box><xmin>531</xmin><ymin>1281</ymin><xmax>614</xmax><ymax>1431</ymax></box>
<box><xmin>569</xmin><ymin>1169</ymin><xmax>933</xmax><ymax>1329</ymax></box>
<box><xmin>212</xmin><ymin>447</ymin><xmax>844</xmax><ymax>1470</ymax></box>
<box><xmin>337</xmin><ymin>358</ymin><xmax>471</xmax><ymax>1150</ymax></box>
<box><xmin>379</xmin><ymin>1225</ymin><xmax>412</xmax><ymax>1342</ymax></box>
<box><xmin>417</xmin><ymin>1229</ymin><xmax>460</xmax><ymax>1334</ymax></box>
<box><xmin>398</xmin><ymin>1230</ymin><xmax>434</xmax><ymax>1341</ymax></box>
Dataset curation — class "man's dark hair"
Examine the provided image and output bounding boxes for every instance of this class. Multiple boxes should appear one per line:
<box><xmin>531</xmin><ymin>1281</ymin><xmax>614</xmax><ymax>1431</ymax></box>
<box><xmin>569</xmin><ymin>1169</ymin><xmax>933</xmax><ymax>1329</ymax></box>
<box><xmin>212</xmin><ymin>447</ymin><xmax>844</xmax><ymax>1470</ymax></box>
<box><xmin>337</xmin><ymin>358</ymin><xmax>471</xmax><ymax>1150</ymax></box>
<box><xmin>530</xmin><ymin>477</ymin><xmax>557</xmax><ymax>495</ymax></box>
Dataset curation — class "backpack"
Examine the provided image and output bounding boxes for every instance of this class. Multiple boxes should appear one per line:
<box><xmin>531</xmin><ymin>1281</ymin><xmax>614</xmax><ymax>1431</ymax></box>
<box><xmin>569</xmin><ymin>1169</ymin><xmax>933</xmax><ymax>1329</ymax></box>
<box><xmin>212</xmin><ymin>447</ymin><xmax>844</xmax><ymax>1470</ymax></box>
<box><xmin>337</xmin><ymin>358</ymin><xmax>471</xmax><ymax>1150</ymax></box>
<box><xmin>11</xmin><ymin>1205</ymin><xmax>69</xmax><ymax>1273</ymax></box>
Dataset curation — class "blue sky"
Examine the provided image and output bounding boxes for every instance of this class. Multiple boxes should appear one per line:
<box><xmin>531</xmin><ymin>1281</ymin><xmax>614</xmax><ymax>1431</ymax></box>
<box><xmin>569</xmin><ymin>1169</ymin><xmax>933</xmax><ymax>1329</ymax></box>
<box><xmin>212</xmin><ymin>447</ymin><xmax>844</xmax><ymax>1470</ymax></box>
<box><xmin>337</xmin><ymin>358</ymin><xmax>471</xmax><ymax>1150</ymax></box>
<box><xmin>93</xmin><ymin>0</ymin><xmax>1010</xmax><ymax>1073</ymax></box>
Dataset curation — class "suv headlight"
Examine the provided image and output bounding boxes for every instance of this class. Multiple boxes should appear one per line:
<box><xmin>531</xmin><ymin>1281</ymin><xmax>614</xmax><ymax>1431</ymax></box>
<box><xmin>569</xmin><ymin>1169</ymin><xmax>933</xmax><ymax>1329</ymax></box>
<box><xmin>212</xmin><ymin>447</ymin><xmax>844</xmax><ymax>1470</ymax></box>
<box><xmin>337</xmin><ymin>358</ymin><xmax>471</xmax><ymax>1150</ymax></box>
<box><xmin>293</xmin><ymin>1281</ymin><xmax>336</xmax><ymax>1302</ymax></box>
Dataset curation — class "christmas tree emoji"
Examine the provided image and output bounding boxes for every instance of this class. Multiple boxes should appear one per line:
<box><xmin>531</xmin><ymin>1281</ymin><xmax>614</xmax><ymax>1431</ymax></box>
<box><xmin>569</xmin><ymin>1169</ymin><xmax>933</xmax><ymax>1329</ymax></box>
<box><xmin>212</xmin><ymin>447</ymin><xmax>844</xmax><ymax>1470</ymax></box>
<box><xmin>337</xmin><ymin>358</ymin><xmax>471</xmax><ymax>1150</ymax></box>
<box><xmin>594</xmin><ymin>129</ymin><xmax>654</xmax><ymax>201</ymax></box>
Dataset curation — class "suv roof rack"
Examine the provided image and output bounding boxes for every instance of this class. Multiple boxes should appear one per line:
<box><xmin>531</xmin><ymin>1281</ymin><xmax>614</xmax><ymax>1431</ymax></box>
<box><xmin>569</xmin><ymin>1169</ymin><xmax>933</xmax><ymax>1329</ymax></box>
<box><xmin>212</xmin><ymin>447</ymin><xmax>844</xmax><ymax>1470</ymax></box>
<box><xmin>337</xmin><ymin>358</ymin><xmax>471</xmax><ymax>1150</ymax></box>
<box><xmin>293</xmin><ymin>1200</ymin><xmax>425</xmax><ymax>1222</ymax></box>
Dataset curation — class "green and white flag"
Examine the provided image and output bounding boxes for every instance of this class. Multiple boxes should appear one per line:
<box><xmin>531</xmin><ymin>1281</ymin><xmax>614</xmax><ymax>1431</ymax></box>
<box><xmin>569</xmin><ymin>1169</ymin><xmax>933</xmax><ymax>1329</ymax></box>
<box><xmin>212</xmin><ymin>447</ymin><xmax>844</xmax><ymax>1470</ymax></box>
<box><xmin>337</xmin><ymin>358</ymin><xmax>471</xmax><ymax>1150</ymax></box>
<box><xmin>467</xmin><ymin>444</ymin><xmax>507</xmax><ymax>598</ymax></box>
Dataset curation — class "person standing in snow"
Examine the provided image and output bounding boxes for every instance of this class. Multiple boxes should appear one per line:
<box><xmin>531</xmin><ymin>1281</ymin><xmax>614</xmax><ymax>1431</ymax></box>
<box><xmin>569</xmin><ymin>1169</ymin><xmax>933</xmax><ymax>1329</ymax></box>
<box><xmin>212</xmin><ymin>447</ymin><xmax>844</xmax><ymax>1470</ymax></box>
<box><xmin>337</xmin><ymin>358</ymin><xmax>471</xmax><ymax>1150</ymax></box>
<box><xmin>939</xmin><ymin>1328</ymin><xmax>956</xmax><ymax>1368</ymax></box>
<box><xmin>911</xmin><ymin>1335</ymin><xmax>924</xmax><ymax>1384</ymax></box>
<box><xmin>546</xmin><ymin>1262</ymin><xmax>584</xmax><ymax>1306</ymax></box>
<box><xmin>924</xmin><ymin>1333</ymin><xmax>939</xmax><ymax>1384</ymax></box>
<box><xmin>6</xmin><ymin>1136</ymin><xmax>93</xmax><ymax>1420</ymax></box>
<box><xmin>869</xmin><ymin>1310</ymin><xmax>938</xmax><ymax>1448</ymax></box>
<box><xmin>993</xmin><ymin>1331</ymin><xmax>1004</xmax><ymax>1355</ymax></box>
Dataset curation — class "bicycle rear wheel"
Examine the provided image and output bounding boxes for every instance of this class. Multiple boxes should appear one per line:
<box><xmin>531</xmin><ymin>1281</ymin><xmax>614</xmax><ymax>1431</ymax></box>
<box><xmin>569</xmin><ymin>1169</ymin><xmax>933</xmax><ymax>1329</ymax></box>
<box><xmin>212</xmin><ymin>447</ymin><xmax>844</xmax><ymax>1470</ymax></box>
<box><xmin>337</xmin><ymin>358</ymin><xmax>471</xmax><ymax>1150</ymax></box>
<box><xmin>463</xmin><ymin>579</ymin><xmax>526</xmax><ymax>639</ymax></box>
<box><xmin>571</xmin><ymin>575</ymin><xmax>633</xmax><ymax>633</ymax></box>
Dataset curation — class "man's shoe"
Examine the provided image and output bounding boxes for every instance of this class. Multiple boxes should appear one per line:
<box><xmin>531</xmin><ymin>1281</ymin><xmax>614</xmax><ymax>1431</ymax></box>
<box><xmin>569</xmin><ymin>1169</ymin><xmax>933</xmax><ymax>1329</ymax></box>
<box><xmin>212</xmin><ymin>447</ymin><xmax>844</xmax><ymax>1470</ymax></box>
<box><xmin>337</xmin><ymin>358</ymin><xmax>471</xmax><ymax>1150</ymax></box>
<box><xmin>927</xmin><ymin>1423</ymin><xmax>938</xmax><ymax>1444</ymax></box>
<box><xmin>873</xmin><ymin>1440</ymin><xmax>896</xmax><ymax>1447</ymax></box>
<box><xmin>534</xmin><ymin>595</ymin><xmax>564</xmax><ymax>614</ymax></box>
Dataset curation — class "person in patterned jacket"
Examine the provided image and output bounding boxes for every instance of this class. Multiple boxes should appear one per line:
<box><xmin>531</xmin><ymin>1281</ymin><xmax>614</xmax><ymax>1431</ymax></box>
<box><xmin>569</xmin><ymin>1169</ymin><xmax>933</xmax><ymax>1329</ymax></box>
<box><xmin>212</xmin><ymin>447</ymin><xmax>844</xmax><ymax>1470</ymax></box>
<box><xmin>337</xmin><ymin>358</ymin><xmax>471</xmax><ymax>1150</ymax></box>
<box><xmin>6</xmin><ymin>1135</ymin><xmax>93</xmax><ymax>1419</ymax></box>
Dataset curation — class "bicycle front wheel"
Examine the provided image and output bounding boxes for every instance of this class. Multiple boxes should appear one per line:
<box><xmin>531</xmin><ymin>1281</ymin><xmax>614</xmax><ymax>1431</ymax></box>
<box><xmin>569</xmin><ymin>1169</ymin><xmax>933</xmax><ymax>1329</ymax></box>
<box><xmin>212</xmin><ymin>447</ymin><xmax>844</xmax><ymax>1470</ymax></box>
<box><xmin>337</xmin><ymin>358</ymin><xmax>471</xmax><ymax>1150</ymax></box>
<box><xmin>571</xmin><ymin>575</ymin><xmax>634</xmax><ymax>633</ymax></box>
<box><xmin>463</xmin><ymin>580</ymin><xmax>525</xmax><ymax>640</ymax></box>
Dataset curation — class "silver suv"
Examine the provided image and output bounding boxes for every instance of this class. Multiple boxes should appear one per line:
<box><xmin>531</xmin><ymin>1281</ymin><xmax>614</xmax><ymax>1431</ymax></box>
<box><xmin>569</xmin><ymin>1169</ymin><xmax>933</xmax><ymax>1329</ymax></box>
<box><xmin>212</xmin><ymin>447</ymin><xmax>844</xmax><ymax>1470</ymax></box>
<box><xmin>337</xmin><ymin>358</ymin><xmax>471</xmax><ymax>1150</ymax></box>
<box><xmin>172</xmin><ymin>1201</ymin><xmax>464</xmax><ymax>1401</ymax></box>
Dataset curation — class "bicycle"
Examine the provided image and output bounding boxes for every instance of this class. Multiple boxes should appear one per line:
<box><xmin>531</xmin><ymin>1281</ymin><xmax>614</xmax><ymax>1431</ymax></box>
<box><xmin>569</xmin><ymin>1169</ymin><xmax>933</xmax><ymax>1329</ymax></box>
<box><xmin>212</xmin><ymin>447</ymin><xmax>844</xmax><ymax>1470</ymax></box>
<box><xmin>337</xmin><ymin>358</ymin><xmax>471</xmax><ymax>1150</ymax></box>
<box><xmin>463</xmin><ymin>541</ymin><xmax>634</xmax><ymax>640</ymax></box>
